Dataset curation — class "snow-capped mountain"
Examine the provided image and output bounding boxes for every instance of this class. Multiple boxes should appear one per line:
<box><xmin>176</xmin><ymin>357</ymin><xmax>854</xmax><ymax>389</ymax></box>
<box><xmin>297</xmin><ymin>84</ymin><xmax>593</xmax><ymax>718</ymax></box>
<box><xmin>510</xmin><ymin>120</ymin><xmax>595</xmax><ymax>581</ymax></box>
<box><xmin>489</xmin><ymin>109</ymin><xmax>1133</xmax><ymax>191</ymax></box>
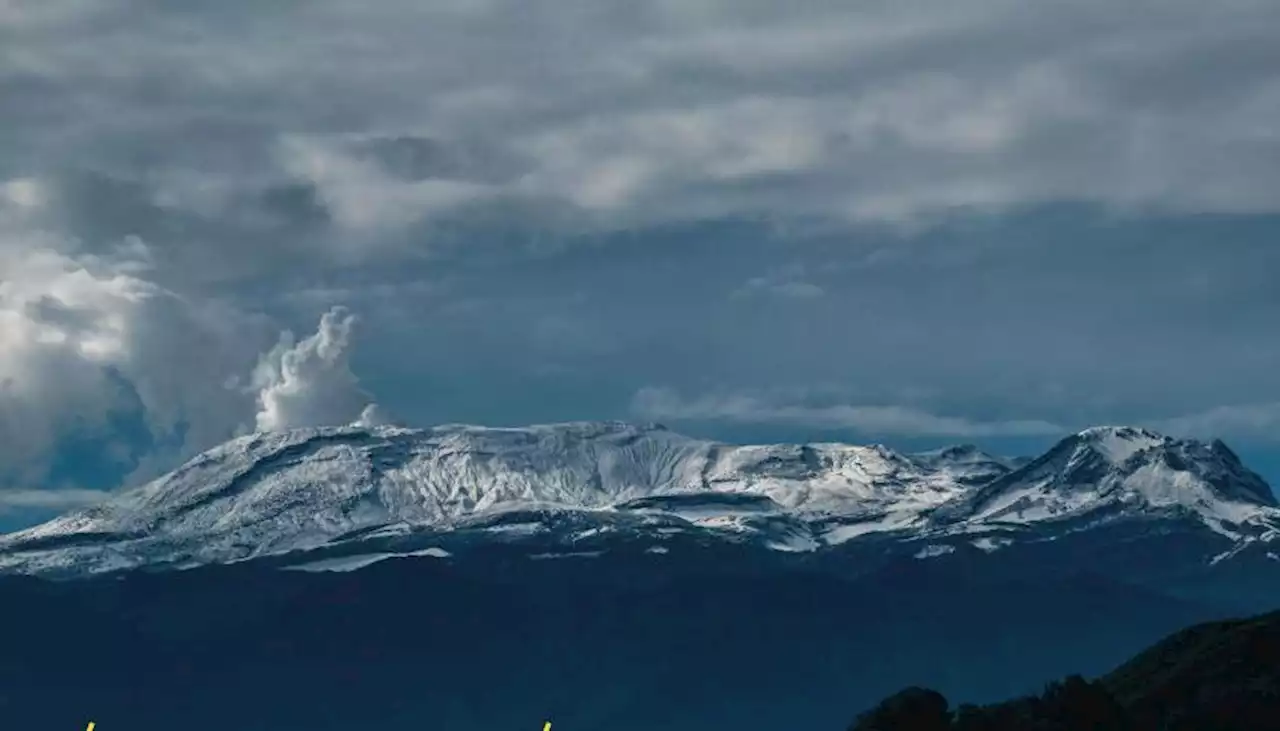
<box><xmin>930</xmin><ymin>426</ymin><xmax>1279</xmax><ymax>539</ymax></box>
<box><xmin>905</xmin><ymin>444</ymin><xmax>1019</xmax><ymax>487</ymax></box>
<box><xmin>2</xmin><ymin>421</ymin><xmax>1274</xmax><ymax>731</ymax></box>
<box><xmin>0</xmin><ymin>421</ymin><xmax>1275</xmax><ymax>578</ymax></box>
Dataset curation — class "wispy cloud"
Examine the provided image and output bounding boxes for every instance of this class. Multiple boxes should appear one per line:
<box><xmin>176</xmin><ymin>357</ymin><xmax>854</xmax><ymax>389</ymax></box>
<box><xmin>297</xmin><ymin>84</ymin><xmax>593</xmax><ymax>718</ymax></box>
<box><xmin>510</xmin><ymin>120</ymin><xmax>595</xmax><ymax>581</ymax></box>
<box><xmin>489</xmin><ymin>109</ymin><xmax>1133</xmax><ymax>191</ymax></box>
<box><xmin>631</xmin><ymin>387</ymin><xmax>1064</xmax><ymax>438</ymax></box>
<box><xmin>731</xmin><ymin>277</ymin><xmax>825</xmax><ymax>301</ymax></box>
<box><xmin>1152</xmin><ymin>402</ymin><xmax>1280</xmax><ymax>443</ymax></box>
<box><xmin>0</xmin><ymin>488</ymin><xmax>107</xmax><ymax>514</ymax></box>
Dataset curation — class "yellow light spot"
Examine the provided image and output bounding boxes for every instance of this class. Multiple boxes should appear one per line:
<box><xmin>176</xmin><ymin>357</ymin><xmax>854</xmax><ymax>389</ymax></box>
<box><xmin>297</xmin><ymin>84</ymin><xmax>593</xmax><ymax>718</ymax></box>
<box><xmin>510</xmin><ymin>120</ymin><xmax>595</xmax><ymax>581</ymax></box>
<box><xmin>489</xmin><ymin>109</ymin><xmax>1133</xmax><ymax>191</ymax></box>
<box><xmin>543</xmin><ymin>723</ymin><xmax>551</xmax><ymax>731</ymax></box>
<box><xmin>86</xmin><ymin>724</ymin><xmax>95</xmax><ymax>731</ymax></box>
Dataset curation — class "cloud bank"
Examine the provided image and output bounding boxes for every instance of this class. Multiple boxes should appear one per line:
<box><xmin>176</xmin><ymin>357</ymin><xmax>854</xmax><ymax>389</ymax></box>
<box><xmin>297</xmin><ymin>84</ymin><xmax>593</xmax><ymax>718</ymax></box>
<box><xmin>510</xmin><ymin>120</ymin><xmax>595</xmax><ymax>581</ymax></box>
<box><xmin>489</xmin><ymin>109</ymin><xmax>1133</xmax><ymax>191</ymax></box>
<box><xmin>4</xmin><ymin>0</ymin><xmax>1280</xmax><ymax>246</ymax></box>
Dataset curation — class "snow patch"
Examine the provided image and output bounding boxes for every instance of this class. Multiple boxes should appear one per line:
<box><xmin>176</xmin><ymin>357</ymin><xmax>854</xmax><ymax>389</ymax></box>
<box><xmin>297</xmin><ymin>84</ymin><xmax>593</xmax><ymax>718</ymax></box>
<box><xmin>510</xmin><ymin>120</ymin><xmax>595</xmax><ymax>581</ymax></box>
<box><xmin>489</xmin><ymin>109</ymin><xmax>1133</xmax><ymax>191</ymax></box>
<box><xmin>914</xmin><ymin>544</ymin><xmax>956</xmax><ymax>559</ymax></box>
<box><xmin>1080</xmin><ymin>426</ymin><xmax>1164</xmax><ymax>464</ymax></box>
<box><xmin>283</xmin><ymin>546</ymin><xmax>451</xmax><ymax>572</ymax></box>
<box><xmin>971</xmin><ymin>536</ymin><xmax>1013</xmax><ymax>553</ymax></box>
<box><xmin>824</xmin><ymin>512</ymin><xmax>925</xmax><ymax>544</ymax></box>
<box><xmin>529</xmin><ymin>551</ymin><xmax>605</xmax><ymax>560</ymax></box>
<box><xmin>480</xmin><ymin>522</ymin><xmax>545</xmax><ymax>536</ymax></box>
<box><xmin>766</xmin><ymin>532</ymin><xmax>820</xmax><ymax>553</ymax></box>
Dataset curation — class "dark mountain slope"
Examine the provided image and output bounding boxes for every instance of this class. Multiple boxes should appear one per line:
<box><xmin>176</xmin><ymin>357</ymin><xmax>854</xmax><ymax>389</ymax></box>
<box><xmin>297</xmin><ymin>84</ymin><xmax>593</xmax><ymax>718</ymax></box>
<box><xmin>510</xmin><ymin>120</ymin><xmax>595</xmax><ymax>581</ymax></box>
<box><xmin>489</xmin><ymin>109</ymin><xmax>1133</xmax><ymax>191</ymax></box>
<box><xmin>0</xmin><ymin>547</ymin><xmax>1225</xmax><ymax>731</ymax></box>
<box><xmin>1103</xmin><ymin>608</ymin><xmax>1280</xmax><ymax>730</ymax></box>
<box><xmin>850</xmin><ymin>607</ymin><xmax>1280</xmax><ymax>731</ymax></box>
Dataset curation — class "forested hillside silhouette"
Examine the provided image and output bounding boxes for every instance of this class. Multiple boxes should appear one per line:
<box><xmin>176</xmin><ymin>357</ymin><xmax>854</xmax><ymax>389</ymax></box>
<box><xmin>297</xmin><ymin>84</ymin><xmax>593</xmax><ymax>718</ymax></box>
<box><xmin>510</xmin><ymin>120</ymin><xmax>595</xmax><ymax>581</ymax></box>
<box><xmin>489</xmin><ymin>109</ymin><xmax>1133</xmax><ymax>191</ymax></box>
<box><xmin>849</xmin><ymin>609</ymin><xmax>1280</xmax><ymax>731</ymax></box>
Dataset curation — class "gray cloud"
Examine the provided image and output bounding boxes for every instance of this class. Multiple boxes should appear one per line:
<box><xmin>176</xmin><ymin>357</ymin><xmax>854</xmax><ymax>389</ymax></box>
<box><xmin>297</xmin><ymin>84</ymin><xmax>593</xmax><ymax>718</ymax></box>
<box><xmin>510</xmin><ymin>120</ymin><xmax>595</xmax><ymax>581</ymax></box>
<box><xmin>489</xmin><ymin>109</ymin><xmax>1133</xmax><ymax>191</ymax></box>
<box><xmin>1</xmin><ymin>0</ymin><xmax>1279</xmax><ymax>506</ymax></box>
<box><xmin>4</xmin><ymin>0</ymin><xmax>1280</xmax><ymax>247</ymax></box>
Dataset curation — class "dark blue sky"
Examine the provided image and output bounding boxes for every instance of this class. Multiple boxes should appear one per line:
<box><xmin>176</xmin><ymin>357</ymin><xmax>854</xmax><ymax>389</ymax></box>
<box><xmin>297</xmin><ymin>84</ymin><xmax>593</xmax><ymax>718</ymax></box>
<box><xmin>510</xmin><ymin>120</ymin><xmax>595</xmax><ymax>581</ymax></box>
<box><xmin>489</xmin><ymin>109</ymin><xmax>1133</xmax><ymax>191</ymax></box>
<box><xmin>1</xmin><ymin>0</ymin><xmax>1278</xmax><ymax>531</ymax></box>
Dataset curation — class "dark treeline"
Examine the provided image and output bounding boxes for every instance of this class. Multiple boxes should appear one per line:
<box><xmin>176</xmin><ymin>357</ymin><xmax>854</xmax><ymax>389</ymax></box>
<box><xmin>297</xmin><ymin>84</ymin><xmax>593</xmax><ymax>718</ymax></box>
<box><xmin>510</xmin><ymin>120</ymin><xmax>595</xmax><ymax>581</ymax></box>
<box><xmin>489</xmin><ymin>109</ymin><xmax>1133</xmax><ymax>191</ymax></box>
<box><xmin>850</xmin><ymin>678</ymin><xmax>1131</xmax><ymax>731</ymax></box>
<box><xmin>849</xmin><ymin>608</ymin><xmax>1280</xmax><ymax>731</ymax></box>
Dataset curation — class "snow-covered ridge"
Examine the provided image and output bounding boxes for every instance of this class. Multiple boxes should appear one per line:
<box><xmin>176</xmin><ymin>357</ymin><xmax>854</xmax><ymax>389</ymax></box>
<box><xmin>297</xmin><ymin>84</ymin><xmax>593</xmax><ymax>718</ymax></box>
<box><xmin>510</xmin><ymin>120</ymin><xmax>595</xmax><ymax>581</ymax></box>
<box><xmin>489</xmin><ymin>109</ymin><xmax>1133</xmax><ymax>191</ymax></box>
<box><xmin>0</xmin><ymin>422</ymin><xmax>1275</xmax><ymax>576</ymax></box>
<box><xmin>930</xmin><ymin>425</ymin><xmax>1277</xmax><ymax>538</ymax></box>
<box><xmin>2</xmin><ymin>420</ymin><xmax>985</xmax><ymax>542</ymax></box>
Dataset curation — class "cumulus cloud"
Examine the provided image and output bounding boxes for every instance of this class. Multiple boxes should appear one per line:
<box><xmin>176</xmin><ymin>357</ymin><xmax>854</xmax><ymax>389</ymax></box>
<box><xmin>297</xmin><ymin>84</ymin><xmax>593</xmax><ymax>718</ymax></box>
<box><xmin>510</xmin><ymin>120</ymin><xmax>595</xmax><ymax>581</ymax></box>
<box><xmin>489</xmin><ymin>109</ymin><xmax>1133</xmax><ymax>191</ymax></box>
<box><xmin>251</xmin><ymin>306</ymin><xmax>385</xmax><ymax>431</ymax></box>
<box><xmin>631</xmin><ymin>387</ymin><xmax>1065</xmax><ymax>438</ymax></box>
<box><xmin>0</xmin><ymin>166</ymin><xmax>391</xmax><ymax>501</ymax></box>
<box><xmin>0</xmin><ymin>220</ymin><xmax>272</xmax><ymax>490</ymax></box>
